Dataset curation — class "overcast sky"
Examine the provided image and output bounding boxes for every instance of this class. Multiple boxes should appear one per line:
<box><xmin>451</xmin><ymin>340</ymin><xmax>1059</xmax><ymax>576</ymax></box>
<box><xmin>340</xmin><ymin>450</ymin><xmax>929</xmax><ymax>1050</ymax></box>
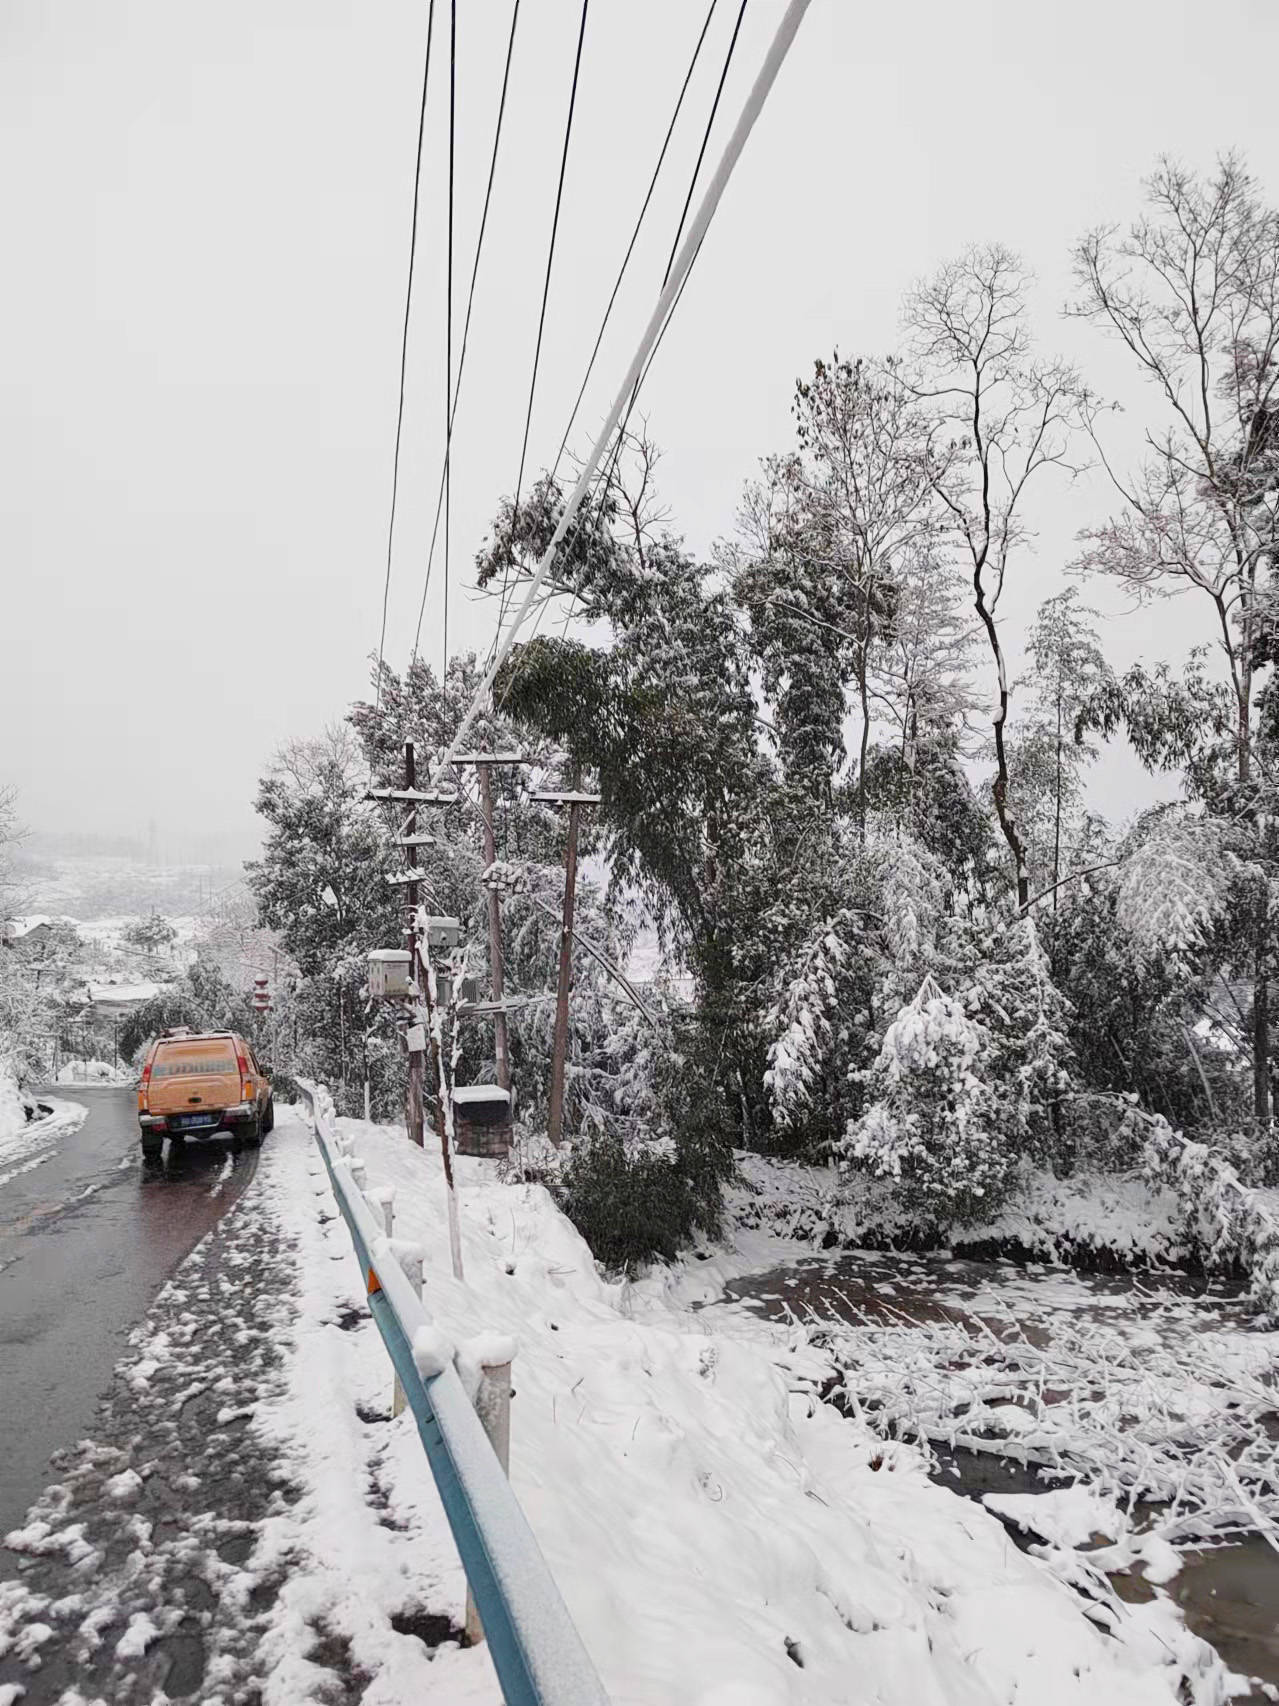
<box><xmin>2</xmin><ymin>0</ymin><xmax>1276</xmax><ymax>862</ymax></box>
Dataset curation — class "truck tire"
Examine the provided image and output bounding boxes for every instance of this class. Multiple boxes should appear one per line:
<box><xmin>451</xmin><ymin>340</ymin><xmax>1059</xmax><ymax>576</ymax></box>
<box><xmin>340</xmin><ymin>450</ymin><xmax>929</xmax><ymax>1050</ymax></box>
<box><xmin>262</xmin><ymin>1099</ymin><xmax>274</xmax><ymax>1135</ymax></box>
<box><xmin>141</xmin><ymin>1137</ymin><xmax>163</xmax><ymax>1164</ymax></box>
<box><xmin>243</xmin><ymin>1118</ymin><xmax>262</xmax><ymax>1149</ymax></box>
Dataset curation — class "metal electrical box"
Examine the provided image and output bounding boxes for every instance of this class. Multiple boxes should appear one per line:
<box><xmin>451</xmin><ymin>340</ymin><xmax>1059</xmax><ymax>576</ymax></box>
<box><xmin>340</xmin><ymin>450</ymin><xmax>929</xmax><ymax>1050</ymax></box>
<box><xmin>368</xmin><ymin>948</ymin><xmax>413</xmax><ymax>998</ymax></box>
<box><xmin>423</xmin><ymin>916</ymin><xmax>462</xmax><ymax>950</ymax></box>
<box><xmin>452</xmin><ymin>1085</ymin><xmax>513</xmax><ymax>1158</ymax></box>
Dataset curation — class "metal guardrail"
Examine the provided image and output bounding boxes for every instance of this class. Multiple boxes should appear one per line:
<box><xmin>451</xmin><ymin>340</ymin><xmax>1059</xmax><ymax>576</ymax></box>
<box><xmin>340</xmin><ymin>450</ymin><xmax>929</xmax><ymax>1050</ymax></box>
<box><xmin>297</xmin><ymin>1080</ymin><xmax>609</xmax><ymax>1706</ymax></box>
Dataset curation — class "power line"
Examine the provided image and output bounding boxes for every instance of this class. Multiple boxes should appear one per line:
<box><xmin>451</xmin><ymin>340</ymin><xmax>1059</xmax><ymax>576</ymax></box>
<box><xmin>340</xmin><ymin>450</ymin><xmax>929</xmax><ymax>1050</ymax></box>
<box><xmin>615</xmin><ymin>0</ymin><xmax>747</xmax><ymax>451</ymax></box>
<box><xmin>410</xmin><ymin>0</ymin><xmax>523</xmax><ymax>670</ymax></box>
<box><xmin>444</xmin><ymin>0</ymin><xmax>457</xmax><ymax>732</ymax></box>
<box><xmin>375</xmin><ymin>0</ymin><xmax>439</xmax><ymax>713</ymax></box>
<box><xmin>512</xmin><ymin>0</ymin><xmax>592</xmax><ymax>509</ymax></box>
<box><xmin>488</xmin><ymin>0</ymin><xmax>726</xmax><ymax>678</ymax></box>
<box><xmin>496</xmin><ymin>0</ymin><xmax>592</xmax><ymax>639</ymax></box>
<box><xmin>436</xmin><ymin>0</ymin><xmax>814</xmax><ymax>778</ymax></box>
<box><xmin>663</xmin><ymin>0</ymin><xmax>746</xmax><ymax>289</ymax></box>
<box><xmin>500</xmin><ymin>4</ymin><xmax>746</xmax><ymax>672</ymax></box>
<box><xmin>549</xmin><ymin>0</ymin><xmax>720</xmax><ymax>486</ymax></box>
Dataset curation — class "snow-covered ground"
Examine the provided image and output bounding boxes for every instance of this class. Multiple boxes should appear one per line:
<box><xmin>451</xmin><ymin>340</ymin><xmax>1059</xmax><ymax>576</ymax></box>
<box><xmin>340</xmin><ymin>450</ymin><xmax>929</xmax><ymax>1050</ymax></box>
<box><xmin>1</xmin><ymin>1108</ymin><xmax>1259</xmax><ymax>1704</ymax></box>
<box><xmin>0</xmin><ymin>1072</ymin><xmax>88</xmax><ymax>1187</ymax></box>
<box><xmin>245</xmin><ymin>1118</ymin><xmax>1266</xmax><ymax>1703</ymax></box>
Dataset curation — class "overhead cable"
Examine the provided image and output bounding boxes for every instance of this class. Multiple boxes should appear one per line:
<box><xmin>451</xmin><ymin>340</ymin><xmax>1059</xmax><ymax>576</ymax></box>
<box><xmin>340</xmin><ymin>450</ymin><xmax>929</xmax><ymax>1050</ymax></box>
<box><xmin>546</xmin><ymin>1</ymin><xmax>749</xmax><ymax>624</ymax></box>
<box><xmin>443</xmin><ymin>0</ymin><xmax>457</xmax><ymax>728</ymax></box>
<box><xmin>549</xmin><ymin>0</ymin><xmax>720</xmax><ymax>486</ymax></box>
<box><xmin>410</xmin><ymin>0</ymin><xmax>523</xmax><ymax>669</ymax></box>
<box><xmin>494</xmin><ymin>0</ymin><xmax>592</xmax><ymax>641</ymax></box>
<box><xmin>375</xmin><ymin>0</ymin><xmax>439</xmax><ymax>712</ymax></box>
<box><xmin>435</xmin><ymin>0</ymin><xmax>814</xmax><ymax>780</ymax></box>
<box><xmin>661</xmin><ymin>0</ymin><xmax>747</xmax><ymax>287</ymax></box>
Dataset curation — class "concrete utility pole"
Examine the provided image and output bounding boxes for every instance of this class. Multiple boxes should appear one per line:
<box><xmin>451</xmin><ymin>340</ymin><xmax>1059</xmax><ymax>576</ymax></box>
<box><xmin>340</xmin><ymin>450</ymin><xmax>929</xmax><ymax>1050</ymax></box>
<box><xmin>455</xmin><ymin>752</ymin><xmax>530</xmax><ymax>1095</ymax></box>
<box><xmin>476</xmin><ymin>763</ymin><xmax>511</xmax><ymax>1093</ymax></box>
<box><xmin>403</xmin><ymin>742</ymin><xmax>426</xmax><ymax>1149</ymax></box>
<box><xmin>532</xmin><ymin>790</ymin><xmax>600</xmax><ymax>1146</ymax></box>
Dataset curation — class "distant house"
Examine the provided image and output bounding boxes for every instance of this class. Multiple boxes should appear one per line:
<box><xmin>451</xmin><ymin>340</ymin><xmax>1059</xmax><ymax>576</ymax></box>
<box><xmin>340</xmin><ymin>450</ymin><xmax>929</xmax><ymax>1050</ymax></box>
<box><xmin>2</xmin><ymin>917</ymin><xmax>54</xmax><ymax>951</ymax></box>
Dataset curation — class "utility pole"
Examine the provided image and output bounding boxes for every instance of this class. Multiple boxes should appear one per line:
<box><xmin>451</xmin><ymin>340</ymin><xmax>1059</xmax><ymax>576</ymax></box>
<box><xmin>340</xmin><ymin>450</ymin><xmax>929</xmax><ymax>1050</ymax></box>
<box><xmin>532</xmin><ymin>789</ymin><xmax>600</xmax><ymax>1146</ymax></box>
<box><xmin>403</xmin><ymin>742</ymin><xmax>426</xmax><ymax>1149</ymax></box>
<box><xmin>455</xmin><ymin>752</ymin><xmax>530</xmax><ymax>1094</ymax></box>
<box><xmin>416</xmin><ymin>919</ymin><xmax>465</xmax><ymax>1280</ymax></box>
<box><xmin>476</xmin><ymin>763</ymin><xmax>510</xmax><ymax>1093</ymax></box>
<box><xmin>366</xmin><ymin>762</ymin><xmax>459</xmax><ymax>1153</ymax></box>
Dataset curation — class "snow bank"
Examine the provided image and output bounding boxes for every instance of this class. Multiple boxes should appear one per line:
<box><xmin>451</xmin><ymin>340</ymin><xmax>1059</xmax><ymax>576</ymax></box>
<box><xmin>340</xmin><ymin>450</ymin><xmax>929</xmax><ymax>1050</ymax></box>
<box><xmin>729</xmin><ymin>1152</ymin><xmax>1190</xmax><ymax>1271</ymax></box>
<box><xmin>0</xmin><ymin>1069</ymin><xmax>28</xmax><ymax>1142</ymax></box>
<box><xmin>55</xmin><ymin>1058</ymin><xmax>133</xmax><ymax>1086</ymax></box>
<box><xmin>265</xmin><ymin>1111</ymin><xmax>1220</xmax><ymax>1705</ymax></box>
<box><xmin>0</xmin><ymin>1084</ymin><xmax>90</xmax><ymax>1189</ymax></box>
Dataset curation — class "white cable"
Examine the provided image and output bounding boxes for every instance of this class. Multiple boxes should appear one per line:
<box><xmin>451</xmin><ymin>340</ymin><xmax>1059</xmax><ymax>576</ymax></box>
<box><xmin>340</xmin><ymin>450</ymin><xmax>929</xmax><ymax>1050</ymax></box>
<box><xmin>433</xmin><ymin>0</ymin><xmax>812</xmax><ymax>778</ymax></box>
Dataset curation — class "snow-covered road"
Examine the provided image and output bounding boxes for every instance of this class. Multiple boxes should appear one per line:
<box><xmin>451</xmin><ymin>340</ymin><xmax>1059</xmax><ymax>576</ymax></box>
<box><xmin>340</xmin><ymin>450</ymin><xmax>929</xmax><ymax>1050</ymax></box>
<box><xmin>0</xmin><ymin>1086</ymin><xmax>259</xmax><ymax>1547</ymax></box>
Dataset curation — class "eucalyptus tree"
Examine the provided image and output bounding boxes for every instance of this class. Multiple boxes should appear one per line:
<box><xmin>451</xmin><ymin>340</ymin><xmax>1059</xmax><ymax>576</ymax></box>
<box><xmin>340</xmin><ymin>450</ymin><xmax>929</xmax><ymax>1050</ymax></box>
<box><xmin>905</xmin><ymin>245</ymin><xmax>1088</xmax><ymax>910</ymax></box>
<box><xmin>1070</xmin><ymin>155</ymin><xmax>1279</xmax><ymax>1124</ymax></box>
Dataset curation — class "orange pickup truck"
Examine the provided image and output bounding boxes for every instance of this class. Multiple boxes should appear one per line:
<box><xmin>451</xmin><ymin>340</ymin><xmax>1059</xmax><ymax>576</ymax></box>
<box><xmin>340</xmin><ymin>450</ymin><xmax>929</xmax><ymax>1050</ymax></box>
<box><xmin>137</xmin><ymin>1029</ymin><xmax>274</xmax><ymax>1162</ymax></box>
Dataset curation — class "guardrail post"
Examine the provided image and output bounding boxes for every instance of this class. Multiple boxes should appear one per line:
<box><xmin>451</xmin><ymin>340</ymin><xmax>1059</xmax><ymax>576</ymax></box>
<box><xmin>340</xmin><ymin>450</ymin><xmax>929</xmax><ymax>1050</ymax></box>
<box><xmin>367</xmin><ymin>1186</ymin><xmax>395</xmax><ymax>1238</ymax></box>
<box><xmin>349</xmin><ymin>1156</ymin><xmax>368</xmax><ymax>1192</ymax></box>
<box><xmin>390</xmin><ymin>1239</ymin><xmax>424</xmax><ymax>1418</ymax></box>
<box><xmin>462</xmin><ymin>1343</ymin><xmax>515</xmax><ymax>1648</ymax></box>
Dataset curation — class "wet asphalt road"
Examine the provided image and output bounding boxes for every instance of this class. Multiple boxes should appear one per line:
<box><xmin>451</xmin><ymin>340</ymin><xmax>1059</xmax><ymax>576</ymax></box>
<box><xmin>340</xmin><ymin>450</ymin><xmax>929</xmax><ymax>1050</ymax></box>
<box><xmin>0</xmin><ymin>1086</ymin><xmax>259</xmax><ymax>1550</ymax></box>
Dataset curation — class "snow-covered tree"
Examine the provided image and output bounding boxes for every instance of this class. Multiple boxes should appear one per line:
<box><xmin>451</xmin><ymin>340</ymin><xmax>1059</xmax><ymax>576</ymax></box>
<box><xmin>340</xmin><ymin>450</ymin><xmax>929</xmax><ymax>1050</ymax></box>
<box><xmin>842</xmin><ymin>973</ymin><xmax>1015</xmax><ymax>1222</ymax></box>
<box><xmin>763</xmin><ymin>916</ymin><xmax>850</xmax><ymax>1132</ymax></box>
<box><xmin>905</xmin><ymin>244</ymin><xmax>1087</xmax><ymax>910</ymax></box>
<box><xmin>1070</xmin><ymin>155</ymin><xmax>1279</xmax><ymax>1121</ymax></box>
<box><xmin>0</xmin><ymin>943</ymin><xmax>53</xmax><ymax>1083</ymax></box>
<box><xmin>1116</xmin><ymin>811</ymin><xmax>1241</xmax><ymax>976</ymax></box>
<box><xmin>957</xmin><ymin>914</ymin><xmax>1075</xmax><ymax>1165</ymax></box>
<box><xmin>1010</xmin><ymin>591</ymin><xmax>1112</xmax><ymax>902</ymax></box>
<box><xmin>1070</xmin><ymin>155</ymin><xmax>1279</xmax><ymax>796</ymax></box>
<box><xmin>733</xmin><ymin>355</ymin><xmax>943</xmax><ymax>829</ymax></box>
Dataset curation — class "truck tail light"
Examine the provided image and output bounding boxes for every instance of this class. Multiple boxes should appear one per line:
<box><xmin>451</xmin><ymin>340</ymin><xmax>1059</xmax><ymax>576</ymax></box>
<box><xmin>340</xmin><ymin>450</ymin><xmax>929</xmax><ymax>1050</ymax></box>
<box><xmin>139</xmin><ymin>1060</ymin><xmax>152</xmax><ymax>1110</ymax></box>
<box><xmin>235</xmin><ymin>1045</ymin><xmax>250</xmax><ymax>1101</ymax></box>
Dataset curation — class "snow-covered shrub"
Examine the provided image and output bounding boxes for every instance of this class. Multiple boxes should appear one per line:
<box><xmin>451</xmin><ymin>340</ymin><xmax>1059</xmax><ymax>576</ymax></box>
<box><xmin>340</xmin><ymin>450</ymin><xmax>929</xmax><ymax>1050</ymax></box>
<box><xmin>557</xmin><ymin>1127</ymin><xmax>727</xmax><ymax>1273</ymax></box>
<box><xmin>762</xmin><ymin>918</ymin><xmax>849</xmax><ymax>1131</ymax></box>
<box><xmin>1143</xmin><ymin>1116</ymin><xmax>1279</xmax><ymax>1325</ymax></box>
<box><xmin>841</xmin><ymin>974</ymin><xmax>1018</xmax><ymax>1222</ymax></box>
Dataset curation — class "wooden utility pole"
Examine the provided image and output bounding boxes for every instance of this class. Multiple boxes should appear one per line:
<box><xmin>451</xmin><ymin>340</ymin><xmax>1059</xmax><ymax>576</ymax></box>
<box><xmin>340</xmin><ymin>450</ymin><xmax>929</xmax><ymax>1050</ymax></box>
<box><xmin>532</xmin><ymin>790</ymin><xmax>600</xmax><ymax>1146</ymax></box>
<box><xmin>403</xmin><ymin>742</ymin><xmax>426</xmax><ymax>1148</ymax></box>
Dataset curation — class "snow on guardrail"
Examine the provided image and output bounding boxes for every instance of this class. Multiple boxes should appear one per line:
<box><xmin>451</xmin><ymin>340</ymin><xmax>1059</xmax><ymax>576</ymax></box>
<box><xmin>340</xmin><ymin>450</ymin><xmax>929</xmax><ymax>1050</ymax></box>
<box><xmin>295</xmin><ymin>1079</ymin><xmax>609</xmax><ymax>1706</ymax></box>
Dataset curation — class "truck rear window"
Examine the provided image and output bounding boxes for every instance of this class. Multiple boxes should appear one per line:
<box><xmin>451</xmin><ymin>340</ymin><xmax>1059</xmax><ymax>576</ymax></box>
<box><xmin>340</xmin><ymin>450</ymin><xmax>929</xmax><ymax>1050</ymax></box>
<box><xmin>152</xmin><ymin>1046</ymin><xmax>237</xmax><ymax>1077</ymax></box>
